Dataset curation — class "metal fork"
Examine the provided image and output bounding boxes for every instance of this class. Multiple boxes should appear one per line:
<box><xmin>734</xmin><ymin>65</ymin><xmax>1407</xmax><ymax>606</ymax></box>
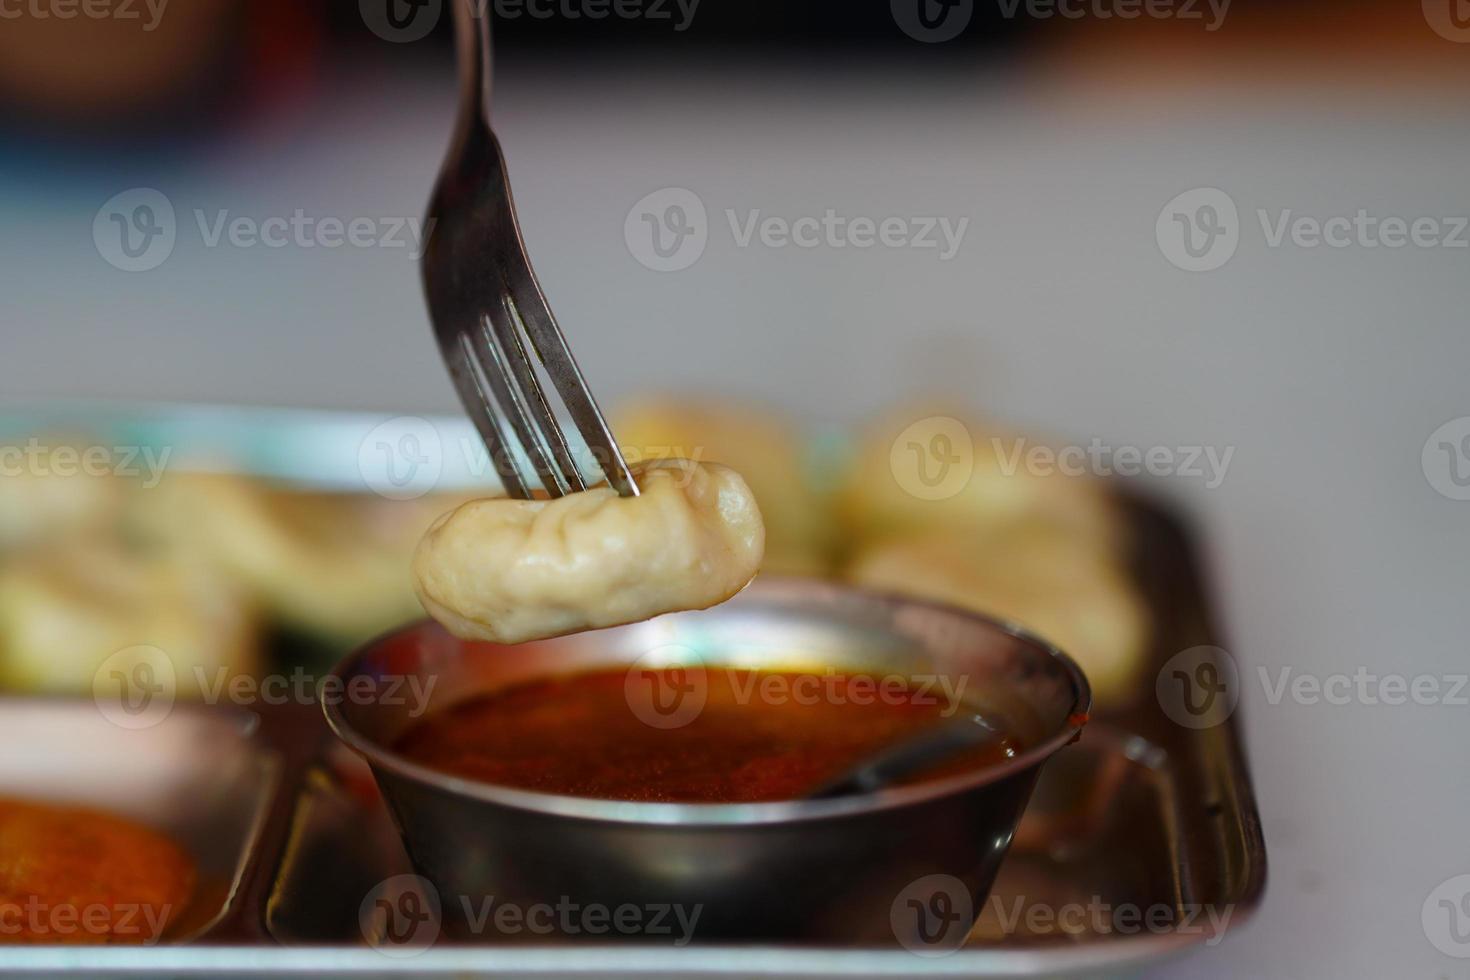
<box><xmin>421</xmin><ymin>0</ymin><xmax>638</xmax><ymax>499</ymax></box>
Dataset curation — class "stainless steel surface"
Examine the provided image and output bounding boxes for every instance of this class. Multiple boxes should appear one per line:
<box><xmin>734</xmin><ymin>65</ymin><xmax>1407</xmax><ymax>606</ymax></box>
<box><xmin>324</xmin><ymin>578</ymin><xmax>1090</xmax><ymax>943</ymax></box>
<box><xmin>0</xmin><ymin>701</ymin><xmax>279</xmax><ymax>944</ymax></box>
<box><xmin>421</xmin><ymin>3</ymin><xmax>636</xmax><ymax>499</ymax></box>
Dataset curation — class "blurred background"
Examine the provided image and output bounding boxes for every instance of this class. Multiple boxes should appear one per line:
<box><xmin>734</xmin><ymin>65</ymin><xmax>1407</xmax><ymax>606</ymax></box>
<box><xmin>2</xmin><ymin>0</ymin><xmax>1468</xmax><ymax>975</ymax></box>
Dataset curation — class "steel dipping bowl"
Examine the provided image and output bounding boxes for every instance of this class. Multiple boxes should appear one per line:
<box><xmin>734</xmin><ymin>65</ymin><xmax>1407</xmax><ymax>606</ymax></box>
<box><xmin>324</xmin><ymin>578</ymin><xmax>1090</xmax><ymax>946</ymax></box>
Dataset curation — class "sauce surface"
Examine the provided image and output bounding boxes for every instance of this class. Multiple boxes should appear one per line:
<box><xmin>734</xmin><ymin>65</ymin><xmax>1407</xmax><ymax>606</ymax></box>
<box><xmin>0</xmin><ymin>798</ymin><xmax>194</xmax><ymax>945</ymax></box>
<box><xmin>395</xmin><ymin>666</ymin><xmax>1020</xmax><ymax>803</ymax></box>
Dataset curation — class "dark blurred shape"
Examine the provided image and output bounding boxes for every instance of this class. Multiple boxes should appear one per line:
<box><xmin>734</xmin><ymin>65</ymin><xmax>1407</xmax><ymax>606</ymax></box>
<box><xmin>0</xmin><ymin>0</ymin><xmax>320</xmax><ymax>138</ymax></box>
<box><xmin>323</xmin><ymin>0</ymin><xmax>1026</xmax><ymax>48</ymax></box>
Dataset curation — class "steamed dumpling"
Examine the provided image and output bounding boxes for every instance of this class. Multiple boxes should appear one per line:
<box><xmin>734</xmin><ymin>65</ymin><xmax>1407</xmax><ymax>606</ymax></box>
<box><xmin>838</xmin><ymin>408</ymin><xmax>1121</xmax><ymax>554</ymax></box>
<box><xmin>0</xmin><ymin>536</ymin><xmax>259</xmax><ymax>696</ymax></box>
<box><xmin>614</xmin><ymin>398</ymin><xmax>832</xmax><ymax>576</ymax></box>
<box><xmin>129</xmin><ymin>472</ymin><xmax>466</xmax><ymax>646</ymax></box>
<box><xmin>413</xmin><ymin>459</ymin><xmax>765</xmax><ymax>644</ymax></box>
<box><xmin>845</xmin><ymin>519</ymin><xmax>1148</xmax><ymax>706</ymax></box>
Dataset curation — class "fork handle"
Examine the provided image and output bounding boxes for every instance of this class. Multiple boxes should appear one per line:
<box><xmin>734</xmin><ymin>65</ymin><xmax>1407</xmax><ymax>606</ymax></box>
<box><xmin>451</xmin><ymin>0</ymin><xmax>493</xmax><ymax>129</ymax></box>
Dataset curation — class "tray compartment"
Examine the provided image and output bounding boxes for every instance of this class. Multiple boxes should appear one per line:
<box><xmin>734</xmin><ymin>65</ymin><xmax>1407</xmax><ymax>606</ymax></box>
<box><xmin>0</xmin><ymin>700</ymin><xmax>279</xmax><ymax>943</ymax></box>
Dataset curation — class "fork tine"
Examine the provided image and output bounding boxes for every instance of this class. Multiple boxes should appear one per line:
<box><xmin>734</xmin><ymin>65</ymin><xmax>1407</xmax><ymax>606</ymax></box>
<box><xmin>499</xmin><ymin>260</ymin><xmax>640</xmax><ymax>497</ymax></box>
<box><xmin>467</xmin><ymin>312</ymin><xmax>576</xmax><ymax>497</ymax></box>
<box><xmin>445</xmin><ymin>333</ymin><xmax>534</xmax><ymax>500</ymax></box>
<box><xmin>486</xmin><ymin>294</ymin><xmax>587</xmax><ymax>495</ymax></box>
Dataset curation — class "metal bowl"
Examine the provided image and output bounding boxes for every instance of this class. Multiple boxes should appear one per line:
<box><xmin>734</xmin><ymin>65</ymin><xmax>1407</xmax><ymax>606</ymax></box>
<box><xmin>324</xmin><ymin>578</ymin><xmax>1089</xmax><ymax>946</ymax></box>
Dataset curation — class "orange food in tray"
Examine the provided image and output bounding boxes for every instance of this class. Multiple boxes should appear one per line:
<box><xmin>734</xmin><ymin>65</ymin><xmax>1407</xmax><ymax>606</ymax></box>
<box><xmin>0</xmin><ymin>799</ymin><xmax>194</xmax><ymax>945</ymax></box>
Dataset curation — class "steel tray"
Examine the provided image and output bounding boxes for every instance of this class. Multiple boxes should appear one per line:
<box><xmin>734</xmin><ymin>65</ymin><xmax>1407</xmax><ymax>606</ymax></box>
<box><xmin>0</xmin><ymin>406</ymin><xmax>1265</xmax><ymax>977</ymax></box>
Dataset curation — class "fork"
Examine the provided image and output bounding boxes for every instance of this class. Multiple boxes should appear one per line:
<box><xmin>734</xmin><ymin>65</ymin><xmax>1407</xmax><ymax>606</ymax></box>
<box><xmin>421</xmin><ymin>0</ymin><xmax>638</xmax><ymax>500</ymax></box>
